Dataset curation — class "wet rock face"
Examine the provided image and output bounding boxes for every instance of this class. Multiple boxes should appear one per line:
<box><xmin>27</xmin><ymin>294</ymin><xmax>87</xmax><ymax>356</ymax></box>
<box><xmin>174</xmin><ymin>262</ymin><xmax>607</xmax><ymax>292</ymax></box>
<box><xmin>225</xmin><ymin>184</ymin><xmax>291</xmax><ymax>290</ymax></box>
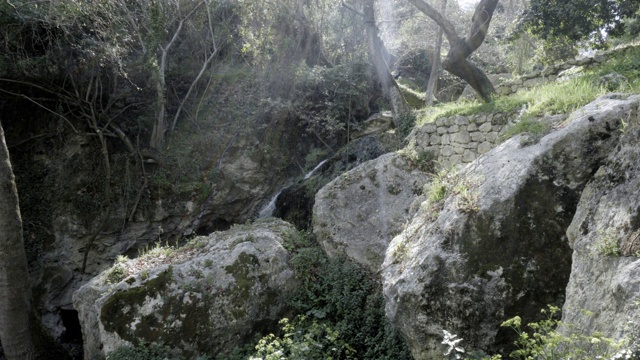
<box><xmin>382</xmin><ymin>94</ymin><xmax>640</xmax><ymax>359</ymax></box>
<box><xmin>562</xmin><ymin>104</ymin><xmax>640</xmax><ymax>341</ymax></box>
<box><xmin>313</xmin><ymin>152</ymin><xmax>430</xmax><ymax>272</ymax></box>
<box><xmin>73</xmin><ymin>219</ymin><xmax>297</xmax><ymax>360</ymax></box>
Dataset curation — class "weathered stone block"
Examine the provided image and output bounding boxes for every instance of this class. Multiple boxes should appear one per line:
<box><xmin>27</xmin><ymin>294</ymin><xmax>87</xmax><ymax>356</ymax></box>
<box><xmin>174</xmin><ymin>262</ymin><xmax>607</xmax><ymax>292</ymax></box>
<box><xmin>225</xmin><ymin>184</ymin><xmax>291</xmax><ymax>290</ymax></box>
<box><xmin>470</xmin><ymin>132</ymin><xmax>486</xmax><ymax>142</ymax></box>
<box><xmin>453</xmin><ymin>145</ymin><xmax>465</xmax><ymax>155</ymax></box>
<box><xmin>455</xmin><ymin>116</ymin><xmax>469</xmax><ymax>126</ymax></box>
<box><xmin>448</xmin><ymin>125</ymin><xmax>460</xmax><ymax>133</ymax></box>
<box><xmin>423</xmin><ymin>123</ymin><xmax>437</xmax><ymax>134</ymax></box>
<box><xmin>451</xmin><ymin>131</ymin><xmax>470</xmax><ymax>144</ymax></box>
<box><xmin>441</xmin><ymin>134</ymin><xmax>450</xmax><ymax>145</ymax></box>
<box><xmin>486</xmin><ymin>132</ymin><xmax>499</xmax><ymax>143</ymax></box>
<box><xmin>462</xmin><ymin>150</ymin><xmax>477</xmax><ymax>162</ymax></box>
<box><xmin>440</xmin><ymin>146</ymin><xmax>455</xmax><ymax>156</ymax></box>
<box><xmin>429</xmin><ymin>134</ymin><xmax>441</xmax><ymax>145</ymax></box>
<box><xmin>467</xmin><ymin>123</ymin><xmax>478</xmax><ymax>132</ymax></box>
<box><xmin>479</xmin><ymin>123</ymin><xmax>493</xmax><ymax>133</ymax></box>
<box><xmin>524</xmin><ymin>78</ymin><xmax>544</xmax><ymax>87</ymax></box>
<box><xmin>437</xmin><ymin>127</ymin><xmax>447</xmax><ymax>134</ymax></box>
<box><xmin>542</xmin><ymin>66</ymin><xmax>557</xmax><ymax>76</ymax></box>
<box><xmin>444</xmin><ymin>117</ymin><xmax>455</xmax><ymax>126</ymax></box>
<box><xmin>435</xmin><ymin>118</ymin><xmax>445</xmax><ymax>126</ymax></box>
<box><xmin>478</xmin><ymin>141</ymin><xmax>493</xmax><ymax>154</ymax></box>
<box><xmin>449</xmin><ymin>155</ymin><xmax>462</xmax><ymax>165</ymax></box>
<box><xmin>496</xmin><ymin>86</ymin><xmax>512</xmax><ymax>95</ymax></box>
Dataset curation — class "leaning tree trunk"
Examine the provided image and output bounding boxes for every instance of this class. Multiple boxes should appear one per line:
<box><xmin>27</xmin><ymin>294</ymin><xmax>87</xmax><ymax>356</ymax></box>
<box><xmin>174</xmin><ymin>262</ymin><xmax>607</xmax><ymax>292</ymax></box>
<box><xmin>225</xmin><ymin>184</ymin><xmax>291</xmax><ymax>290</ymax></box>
<box><xmin>425</xmin><ymin>0</ymin><xmax>447</xmax><ymax>106</ymax></box>
<box><xmin>364</xmin><ymin>0</ymin><xmax>408</xmax><ymax>123</ymax></box>
<box><xmin>0</xmin><ymin>121</ymin><xmax>32</xmax><ymax>360</ymax></box>
<box><xmin>408</xmin><ymin>0</ymin><xmax>499</xmax><ymax>102</ymax></box>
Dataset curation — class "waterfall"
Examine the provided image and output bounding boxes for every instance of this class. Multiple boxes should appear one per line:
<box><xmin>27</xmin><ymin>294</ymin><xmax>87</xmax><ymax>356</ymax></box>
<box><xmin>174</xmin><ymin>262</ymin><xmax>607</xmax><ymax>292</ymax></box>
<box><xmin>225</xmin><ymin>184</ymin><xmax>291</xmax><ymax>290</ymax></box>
<box><xmin>304</xmin><ymin>159</ymin><xmax>328</xmax><ymax>179</ymax></box>
<box><xmin>258</xmin><ymin>159</ymin><xmax>328</xmax><ymax>218</ymax></box>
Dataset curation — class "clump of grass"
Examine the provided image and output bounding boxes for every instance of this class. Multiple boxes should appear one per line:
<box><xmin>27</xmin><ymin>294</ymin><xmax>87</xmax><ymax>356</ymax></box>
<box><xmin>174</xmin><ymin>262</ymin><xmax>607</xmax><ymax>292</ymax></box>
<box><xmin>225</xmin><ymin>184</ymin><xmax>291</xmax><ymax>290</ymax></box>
<box><xmin>417</xmin><ymin>77</ymin><xmax>602</xmax><ymax>126</ymax></box>
<box><xmin>501</xmin><ymin>118</ymin><xmax>551</xmax><ymax>143</ymax></box>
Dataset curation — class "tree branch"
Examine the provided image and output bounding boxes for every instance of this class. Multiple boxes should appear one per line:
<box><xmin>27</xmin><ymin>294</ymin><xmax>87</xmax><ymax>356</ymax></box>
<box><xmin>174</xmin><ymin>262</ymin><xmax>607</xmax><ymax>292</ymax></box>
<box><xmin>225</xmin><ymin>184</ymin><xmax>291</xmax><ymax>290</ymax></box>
<box><xmin>406</xmin><ymin>0</ymin><xmax>463</xmax><ymax>46</ymax></box>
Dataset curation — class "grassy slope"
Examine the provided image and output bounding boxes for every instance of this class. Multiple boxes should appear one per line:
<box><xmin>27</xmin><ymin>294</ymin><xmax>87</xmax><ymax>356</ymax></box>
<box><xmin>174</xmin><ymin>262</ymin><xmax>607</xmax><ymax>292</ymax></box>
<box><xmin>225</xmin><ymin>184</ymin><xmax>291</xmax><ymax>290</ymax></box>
<box><xmin>416</xmin><ymin>45</ymin><xmax>640</xmax><ymax>126</ymax></box>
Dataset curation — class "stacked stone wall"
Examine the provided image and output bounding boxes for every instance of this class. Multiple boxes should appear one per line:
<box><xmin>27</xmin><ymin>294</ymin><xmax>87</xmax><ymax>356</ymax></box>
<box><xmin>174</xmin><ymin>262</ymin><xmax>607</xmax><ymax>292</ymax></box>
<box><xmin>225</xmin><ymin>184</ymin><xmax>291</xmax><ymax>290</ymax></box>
<box><xmin>495</xmin><ymin>45</ymin><xmax>640</xmax><ymax>96</ymax></box>
<box><xmin>406</xmin><ymin>113</ymin><xmax>511</xmax><ymax>168</ymax></box>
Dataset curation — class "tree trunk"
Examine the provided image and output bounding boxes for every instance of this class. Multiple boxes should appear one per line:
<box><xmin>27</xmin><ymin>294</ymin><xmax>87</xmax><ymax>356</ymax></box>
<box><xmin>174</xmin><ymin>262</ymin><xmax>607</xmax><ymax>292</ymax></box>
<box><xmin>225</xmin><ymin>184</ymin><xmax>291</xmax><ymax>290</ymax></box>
<box><xmin>0</xmin><ymin>121</ymin><xmax>32</xmax><ymax>360</ymax></box>
<box><xmin>407</xmin><ymin>0</ymin><xmax>499</xmax><ymax>102</ymax></box>
<box><xmin>364</xmin><ymin>0</ymin><xmax>408</xmax><ymax>123</ymax></box>
<box><xmin>425</xmin><ymin>0</ymin><xmax>447</xmax><ymax>106</ymax></box>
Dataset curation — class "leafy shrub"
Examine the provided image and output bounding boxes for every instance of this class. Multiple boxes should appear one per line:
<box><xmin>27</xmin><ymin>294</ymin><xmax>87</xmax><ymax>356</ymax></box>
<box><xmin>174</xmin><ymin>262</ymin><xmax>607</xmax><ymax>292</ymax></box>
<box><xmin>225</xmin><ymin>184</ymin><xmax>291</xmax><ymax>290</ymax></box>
<box><xmin>107</xmin><ymin>342</ymin><xmax>171</xmax><ymax>360</ymax></box>
<box><xmin>278</xmin><ymin>231</ymin><xmax>412</xmax><ymax>359</ymax></box>
<box><xmin>501</xmin><ymin>305</ymin><xmax>640</xmax><ymax>360</ymax></box>
<box><xmin>250</xmin><ymin>316</ymin><xmax>356</xmax><ymax>360</ymax></box>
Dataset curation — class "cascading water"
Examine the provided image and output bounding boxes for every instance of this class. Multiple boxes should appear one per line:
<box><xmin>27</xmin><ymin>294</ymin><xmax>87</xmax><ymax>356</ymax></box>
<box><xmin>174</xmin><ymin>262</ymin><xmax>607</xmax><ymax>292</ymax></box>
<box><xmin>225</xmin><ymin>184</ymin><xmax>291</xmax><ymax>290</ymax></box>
<box><xmin>257</xmin><ymin>159</ymin><xmax>328</xmax><ymax>219</ymax></box>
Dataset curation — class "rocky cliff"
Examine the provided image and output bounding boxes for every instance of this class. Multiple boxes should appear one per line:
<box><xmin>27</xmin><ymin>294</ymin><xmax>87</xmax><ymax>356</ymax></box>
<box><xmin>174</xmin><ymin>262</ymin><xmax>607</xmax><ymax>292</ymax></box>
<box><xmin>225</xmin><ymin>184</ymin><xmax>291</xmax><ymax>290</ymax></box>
<box><xmin>306</xmin><ymin>93</ymin><xmax>640</xmax><ymax>358</ymax></box>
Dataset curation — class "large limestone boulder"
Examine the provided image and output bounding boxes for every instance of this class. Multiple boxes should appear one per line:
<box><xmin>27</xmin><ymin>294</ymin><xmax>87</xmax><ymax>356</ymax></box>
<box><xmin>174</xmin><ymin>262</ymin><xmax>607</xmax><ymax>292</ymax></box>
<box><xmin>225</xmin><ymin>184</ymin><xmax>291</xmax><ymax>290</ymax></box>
<box><xmin>313</xmin><ymin>152</ymin><xmax>430</xmax><ymax>272</ymax></box>
<box><xmin>73</xmin><ymin>219</ymin><xmax>297</xmax><ymax>360</ymax></box>
<box><xmin>382</xmin><ymin>94</ymin><xmax>640</xmax><ymax>359</ymax></box>
<box><xmin>562</xmin><ymin>109</ymin><xmax>640</xmax><ymax>340</ymax></box>
<box><xmin>275</xmin><ymin>134</ymin><xmax>399</xmax><ymax>230</ymax></box>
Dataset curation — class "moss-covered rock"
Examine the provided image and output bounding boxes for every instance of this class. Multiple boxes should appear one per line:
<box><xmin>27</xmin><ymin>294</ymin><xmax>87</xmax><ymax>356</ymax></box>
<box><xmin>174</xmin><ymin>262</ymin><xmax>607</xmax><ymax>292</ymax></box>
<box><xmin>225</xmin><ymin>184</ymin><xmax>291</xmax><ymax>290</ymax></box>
<box><xmin>73</xmin><ymin>219</ymin><xmax>297</xmax><ymax>360</ymax></box>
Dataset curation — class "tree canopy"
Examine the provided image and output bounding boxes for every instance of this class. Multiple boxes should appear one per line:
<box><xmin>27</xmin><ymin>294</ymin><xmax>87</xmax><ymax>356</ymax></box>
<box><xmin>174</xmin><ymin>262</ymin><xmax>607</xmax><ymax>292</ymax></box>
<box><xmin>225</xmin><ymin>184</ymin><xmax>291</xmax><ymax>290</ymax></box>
<box><xmin>519</xmin><ymin>0</ymin><xmax>640</xmax><ymax>46</ymax></box>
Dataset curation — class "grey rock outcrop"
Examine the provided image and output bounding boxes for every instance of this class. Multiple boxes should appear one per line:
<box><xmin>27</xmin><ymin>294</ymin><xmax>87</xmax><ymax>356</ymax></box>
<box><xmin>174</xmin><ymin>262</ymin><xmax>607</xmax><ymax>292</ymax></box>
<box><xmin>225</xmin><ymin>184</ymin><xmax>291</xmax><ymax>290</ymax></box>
<box><xmin>313</xmin><ymin>152</ymin><xmax>430</xmax><ymax>272</ymax></box>
<box><xmin>73</xmin><ymin>219</ymin><xmax>297</xmax><ymax>360</ymax></box>
<box><xmin>382</xmin><ymin>94</ymin><xmax>640</xmax><ymax>359</ymax></box>
<box><xmin>562</xmin><ymin>109</ymin><xmax>640</xmax><ymax>341</ymax></box>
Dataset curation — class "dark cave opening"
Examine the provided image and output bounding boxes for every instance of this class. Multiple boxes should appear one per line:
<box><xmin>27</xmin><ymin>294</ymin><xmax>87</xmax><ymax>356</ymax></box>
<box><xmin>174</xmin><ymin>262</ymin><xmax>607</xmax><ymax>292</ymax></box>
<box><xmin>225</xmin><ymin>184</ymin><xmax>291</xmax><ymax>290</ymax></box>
<box><xmin>60</xmin><ymin>309</ymin><xmax>83</xmax><ymax>359</ymax></box>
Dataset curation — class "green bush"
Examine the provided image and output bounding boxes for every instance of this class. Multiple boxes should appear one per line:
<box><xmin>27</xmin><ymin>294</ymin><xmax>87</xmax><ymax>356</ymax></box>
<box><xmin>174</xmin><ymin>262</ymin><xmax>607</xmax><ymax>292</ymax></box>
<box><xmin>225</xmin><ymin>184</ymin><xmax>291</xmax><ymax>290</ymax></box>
<box><xmin>279</xmin><ymin>231</ymin><xmax>412</xmax><ymax>360</ymax></box>
<box><xmin>501</xmin><ymin>306</ymin><xmax>640</xmax><ymax>360</ymax></box>
<box><xmin>250</xmin><ymin>316</ymin><xmax>356</xmax><ymax>360</ymax></box>
<box><xmin>107</xmin><ymin>342</ymin><xmax>171</xmax><ymax>360</ymax></box>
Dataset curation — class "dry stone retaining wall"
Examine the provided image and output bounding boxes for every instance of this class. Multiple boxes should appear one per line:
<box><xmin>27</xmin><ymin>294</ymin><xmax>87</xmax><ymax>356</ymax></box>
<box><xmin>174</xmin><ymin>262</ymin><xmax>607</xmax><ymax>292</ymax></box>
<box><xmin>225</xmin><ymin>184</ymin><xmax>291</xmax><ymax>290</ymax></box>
<box><xmin>406</xmin><ymin>112</ymin><xmax>511</xmax><ymax>168</ymax></box>
<box><xmin>495</xmin><ymin>45</ymin><xmax>640</xmax><ymax>96</ymax></box>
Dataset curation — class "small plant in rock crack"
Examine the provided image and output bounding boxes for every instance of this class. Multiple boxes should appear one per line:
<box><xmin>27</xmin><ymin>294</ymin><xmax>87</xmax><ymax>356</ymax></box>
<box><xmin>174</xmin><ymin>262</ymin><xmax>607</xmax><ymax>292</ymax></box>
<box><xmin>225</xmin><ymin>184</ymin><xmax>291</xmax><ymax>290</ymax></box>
<box><xmin>425</xmin><ymin>166</ymin><xmax>480</xmax><ymax>213</ymax></box>
<box><xmin>443</xmin><ymin>330</ymin><xmax>466</xmax><ymax>359</ymax></box>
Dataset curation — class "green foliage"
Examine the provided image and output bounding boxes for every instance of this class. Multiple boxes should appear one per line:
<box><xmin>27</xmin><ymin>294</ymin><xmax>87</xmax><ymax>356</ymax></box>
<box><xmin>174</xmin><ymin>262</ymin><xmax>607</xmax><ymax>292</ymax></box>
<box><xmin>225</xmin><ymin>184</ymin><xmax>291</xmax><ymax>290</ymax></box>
<box><xmin>396</xmin><ymin>111</ymin><xmax>418</xmax><ymax>140</ymax></box>
<box><xmin>500</xmin><ymin>305</ymin><xmax>639</xmax><ymax>360</ymax></box>
<box><xmin>107</xmin><ymin>342</ymin><xmax>171</xmax><ymax>360</ymax></box>
<box><xmin>278</xmin><ymin>231</ymin><xmax>412</xmax><ymax>359</ymax></box>
<box><xmin>519</xmin><ymin>0</ymin><xmax>639</xmax><ymax>48</ymax></box>
<box><xmin>595</xmin><ymin>230</ymin><xmax>622</xmax><ymax>257</ymax></box>
<box><xmin>291</xmin><ymin>60</ymin><xmax>372</xmax><ymax>139</ymax></box>
<box><xmin>250</xmin><ymin>316</ymin><xmax>356</xmax><ymax>360</ymax></box>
